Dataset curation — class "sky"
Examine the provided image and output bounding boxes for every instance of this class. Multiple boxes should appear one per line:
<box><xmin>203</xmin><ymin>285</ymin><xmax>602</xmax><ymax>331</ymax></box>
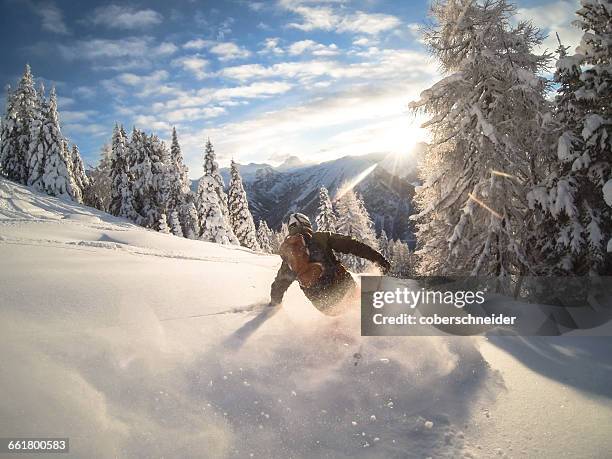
<box><xmin>0</xmin><ymin>0</ymin><xmax>582</xmax><ymax>177</ymax></box>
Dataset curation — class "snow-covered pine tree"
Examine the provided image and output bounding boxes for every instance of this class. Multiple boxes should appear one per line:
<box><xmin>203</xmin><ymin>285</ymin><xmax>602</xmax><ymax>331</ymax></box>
<box><xmin>203</xmin><ymin>138</ymin><xmax>231</xmax><ymax>220</ymax></box>
<box><xmin>180</xmin><ymin>197</ymin><xmax>201</xmax><ymax>239</ymax></box>
<box><xmin>31</xmin><ymin>87</ymin><xmax>81</xmax><ymax>201</ymax></box>
<box><xmin>378</xmin><ymin>229</ymin><xmax>391</xmax><ymax>261</ymax></box>
<box><xmin>109</xmin><ymin>125</ymin><xmax>137</xmax><ymax>220</ymax></box>
<box><xmin>70</xmin><ymin>144</ymin><xmax>89</xmax><ymax>199</ymax></box>
<box><xmin>169</xmin><ymin>209</ymin><xmax>183</xmax><ymax>237</ymax></box>
<box><xmin>135</xmin><ymin>133</ymin><xmax>166</xmax><ymax>228</ymax></box>
<box><xmin>530</xmin><ymin>0</ymin><xmax>611</xmax><ymax>274</ymax></box>
<box><xmin>335</xmin><ymin>187</ymin><xmax>378</xmax><ymax>272</ymax></box>
<box><xmin>197</xmin><ymin>175</ymin><xmax>236</xmax><ymax>244</ymax></box>
<box><xmin>158</xmin><ymin>213</ymin><xmax>170</xmax><ymax>234</ymax></box>
<box><xmin>171</xmin><ymin>127</ymin><xmax>191</xmax><ymax>195</ymax></box>
<box><xmin>228</xmin><ymin>160</ymin><xmax>260</xmax><ymax>250</ymax></box>
<box><xmin>257</xmin><ymin>219</ymin><xmax>274</xmax><ymax>253</ymax></box>
<box><xmin>315</xmin><ymin>186</ymin><xmax>337</xmax><ymax>232</ymax></box>
<box><xmin>390</xmin><ymin>239</ymin><xmax>412</xmax><ymax>278</ymax></box>
<box><xmin>409</xmin><ymin>0</ymin><xmax>553</xmax><ymax>279</ymax></box>
<box><xmin>86</xmin><ymin>143</ymin><xmax>112</xmax><ymax>211</ymax></box>
<box><xmin>0</xmin><ymin>65</ymin><xmax>37</xmax><ymax>183</ymax></box>
<box><xmin>196</xmin><ymin>138</ymin><xmax>237</xmax><ymax>244</ymax></box>
<box><xmin>25</xmin><ymin>82</ymin><xmax>48</xmax><ymax>191</ymax></box>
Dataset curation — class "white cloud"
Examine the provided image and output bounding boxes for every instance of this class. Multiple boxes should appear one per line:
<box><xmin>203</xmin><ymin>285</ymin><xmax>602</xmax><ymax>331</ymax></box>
<box><xmin>210</xmin><ymin>42</ymin><xmax>251</xmax><ymax>61</ymax></box>
<box><xmin>172</xmin><ymin>56</ymin><xmax>210</xmax><ymax>80</ymax></box>
<box><xmin>288</xmin><ymin>40</ymin><xmax>339</xmax><ymax>56</ymax></box>
<box><xmin>213</xmin><ymin>81</ymin><xmax>292</xmax><ymax>100</ymax></box>
<box><xmin>183</xmin><ymin>38</ymin><xmax>211</xmax><ymax>50</ymax></box>
<box><xmin>33</xmin><ymin>2</ymin><xmax>69</xmax><ymax>35</ymax></box>
<box><xmin>61</xmin><ymin>109</ymin><xmax>98</xmax><ymax>123</ymax></box>
<box><xmin>73</xmin><ymin>86</ymin><xmax>96</xmax><ymax>99</ymax></box>
<box><xmin>337</xmin><ymin>11</ymin><xmax>401</xmax><ymax>34</ymax></box>
<box><xmin>58</xmin><ymin>37</ymin><xmax>177</xmax><ymax>71</ymax></box>
<box><xmin>282</xmin><ymin>2</ymin><xmax>400</xmax><ymax>35</ymax></box>
<box><xmin>259</xmin><ymin>37</ymin><xmax>284</xmax><ymax>55</ymax></box>
<box><xmin>516</xmin><ymin>0</ymin><xmax>581</xmax><ymax>54</ymax></box>
<box><xmin>90</xmin><ymin>5</ymin><xmax>163</xmax><ymax>30</ymax></box>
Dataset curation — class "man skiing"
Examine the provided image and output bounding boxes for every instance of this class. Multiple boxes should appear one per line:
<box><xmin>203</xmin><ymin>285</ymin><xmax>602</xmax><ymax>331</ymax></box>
<box><xmin>269</xmin><ymin>213</ymin><xmax>391</xmax><ymax>315</ymax></box>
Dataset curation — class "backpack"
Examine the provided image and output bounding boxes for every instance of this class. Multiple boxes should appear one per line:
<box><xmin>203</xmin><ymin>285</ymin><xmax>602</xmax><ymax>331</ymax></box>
<box><xmin>279</xmin><ymin>234</ymin><xmax>324</xmax><ymax>288</ymax></box>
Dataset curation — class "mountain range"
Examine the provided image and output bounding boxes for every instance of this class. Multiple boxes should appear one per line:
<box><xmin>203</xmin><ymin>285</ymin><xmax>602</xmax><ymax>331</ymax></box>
<box><xmin>192</xmin><ymin>145</ymin><xmax>426</xmax><ymax>244</ymax></box>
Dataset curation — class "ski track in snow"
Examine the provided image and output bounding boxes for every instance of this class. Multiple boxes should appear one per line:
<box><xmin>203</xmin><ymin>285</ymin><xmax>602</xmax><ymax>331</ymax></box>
<box><xmin>1</xmin><ymin>178</ymin><xmax>611</xmax><ymax>459</ymax></box>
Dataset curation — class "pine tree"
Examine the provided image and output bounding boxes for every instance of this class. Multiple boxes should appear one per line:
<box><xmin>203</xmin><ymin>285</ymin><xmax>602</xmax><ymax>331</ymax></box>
<box><xmin>409</xmin><ymin>0</ymin><xmax>553</xmax><ymax>279</ymax></box>
<box><xmin>169</xmin><ymin>209</ymin><xmax>184</xmax><ymax>237</ymax></box>
<box><xmin>228</xmin><ymin>160</ymin><xmax>260</xmax><ymax>250</ymax></box>
<box><xmin>530</xmin><ymin>1</ymin><xmax>611</xmax><ymax>274</ymax></box>
<box><xmin>335</xmin><ymin>187</ymin><xmax>378</xmax><ymax>272</ymax></box>
<box><xmin>136</xmin><ymin>133</ymin><xmax>166</xmax><ymax>228</ymax></box>
<box><xmin>180</xmin><ymin>197</ymin><xmax>201</xmax><ymax>239</ymax></box>
<box><xmin>315</xmin><ymin>186</ymin><xmax>337</xmax><ymax>232</ymax></box>
<box><xmin>196</xmin><ymin>138</ymin><xmax>237</xmax><ymax>244</ymax></box>
<box><xmin>0</xmin><ymin>65</ymin><xmax>37</xmax><ymax>183</ymax></box>
<box><xmin>70</xmin><ymin>144</ymin><xmax>89</xmax><ymax>199</ymax></box>
<box><xmin>87</xmin><ymin>143</ymin><xmax>113</xmax><ymax>211</ymax></box>
<box><xmin>158</xmin><ymin>213</ymin><xmax>170</xmax><ymax>234</ymax></box>
<box><xmin>32</xmin><ymin>87</ymin><xmax>80</xmax><ymax>201</ymax></box>
<box><xmin>390</xmin><ymin>239</ymin><xmax>412</xmax><ymax>278</ymax></box>
<box><xmin>198</xmin><ymin>175</ymin><xmax>236</xmax><ymax>244</ymax></box>
<box><xmin>257</xmin><ymin>219</ymin><xmax>274</xmax><ymax>253</ymax></box>
<box><xmin>25</xmin><ymin>82</ymin><xmax>48</xmax><ymax>191</ymax></box>
<box><xmin>109</xmin><ymin>125</ymin><xmax>136</xmax><ymax>220</ymax></box>
<box><xmin>203</xmin><ymin>138</ymin><xmax>231</xmax><ymax>220</ymax></box>
<box><xmin>171</xmin><ymin>127</ymin><xmax>191</xmax><ymax>194</ymax></box>
<box><xmin>378</xmin><ymin>229</ymin><xmax>391</xmax><ymax>261</ymax></box>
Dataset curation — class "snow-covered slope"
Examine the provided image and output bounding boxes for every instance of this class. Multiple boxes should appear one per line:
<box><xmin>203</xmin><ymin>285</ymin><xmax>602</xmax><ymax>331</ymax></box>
<box><xmin>1</xmin><ymin>177</ymin><xmax>611</xmax><ymax>458</ymax></box>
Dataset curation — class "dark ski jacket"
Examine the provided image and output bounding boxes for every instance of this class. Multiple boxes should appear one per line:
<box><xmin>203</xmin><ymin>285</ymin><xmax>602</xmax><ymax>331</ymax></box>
<box><xmin>270</xmin><ymin>231</ymin><xmax>389</xmax><ymax>311</ymax></box>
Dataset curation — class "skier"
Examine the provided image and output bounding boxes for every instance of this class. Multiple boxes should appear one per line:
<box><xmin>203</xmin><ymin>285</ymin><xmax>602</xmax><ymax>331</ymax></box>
<box><xmin>269</xmin><ymin>213</ymin><xmax>391</xmax><ymax>315</ymax></box>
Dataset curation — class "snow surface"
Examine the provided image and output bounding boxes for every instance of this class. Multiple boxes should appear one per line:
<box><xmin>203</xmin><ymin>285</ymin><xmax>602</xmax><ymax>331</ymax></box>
<box><xmin>1</xmin><ymin>177</ymin><xmax>612</xmax><ymax>458</ymax></box>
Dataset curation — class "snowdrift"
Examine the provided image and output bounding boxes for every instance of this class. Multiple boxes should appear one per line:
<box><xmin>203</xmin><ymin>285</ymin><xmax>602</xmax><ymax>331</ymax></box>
<box><xmin>1</xmin><ymin>178</ymin><xmax>611</xmax><ymax>458</ymax></box>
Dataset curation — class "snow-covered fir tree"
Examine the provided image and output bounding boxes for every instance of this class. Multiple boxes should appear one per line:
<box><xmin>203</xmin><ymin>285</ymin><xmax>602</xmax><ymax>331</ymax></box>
<box><xmin>335</xmin><ymin>187</ymin><xmax>378</xmax><ymax>272</ymax></box>
<box><xmin>409</xmin><ymin>0</ymin><xmax>553</xmax><ymax>279</ymax></box>
<box><xmin>70</xmin><ymin>144</ymin><xmax>89</xmax><ymax>198</ymax></box>
<box><xmin>132</xmin><ymin>132</ymin><xmax>167</xmax><ymax>228</ymax></box>
<box><xmin>25</xmin><ymin>82</ymin><xmax>48</xmax><ymax>191</ymax></box>
<box><xmin>86</xmin><ymin>143</ymin><xmax>112</xmax><ymax>211</ymax></box>
<box><xmin>530</xmin><ymin>0</ymin><xmax>611</xmax><ymax>274</ymax></box>
<box><xmin>170</xmin><ymin>127</ymin><xmax>191</xmax><ymax>195</ymax></box>
<box><xmin>257</xmin><ymin>220</ymin><xmax>274</xmax><ymax>253</ymax></box>
<box><xmin>180</xmin><ymin>198</ymin><xmax>201</xmax><ymax>239</ymax></box>
<box><xmin>378</xmin><ymin>229</ymin><xmax>391</xmax><ymax>261</ymax></box>
<box><xmin>31</xmin><ymin>87</ymin><xmax>81</xmax><ymax>201</ymax></box>
<box><xmin>315</xmin><ymin>186</ymin><xmax>337</xmax><ymax>232</ymax></box>
<box><xmin>0</xmin><ymin>65</ymin><xmax>37</xmax><ymax>183</ymax></box>
<box><xmin>197</xmin><ymin>175</ymin><xmax>236</xmax><ymax>244</ymax></box>
<box><xmin>196</xmin><ymin>138</ymin><xmax>237</xmax><ymax>244</ymax></box>
<box><xmin>109</xmin><ymin>125</ymin><xmax>136</xmax><ymax>220</ymax></box>
<box><xmin>228</xmin><ymin>160</ymin><xmax>260</xmax><ymax>250</ymax></box>
<box><xmin>168</xmin><ymin>209</ymin><xmax>183</xmax><ymax>237</ymax></box>
<box><xmin>202</xmin><ymin>138</ymin><xmax>231</xmax><ymax>220</ymax></box>
<box><xmin>158</xmin><ymin>213</ymin><xmax>170</xmax><ymax>234</ymax></box>
<box><xmin>389</xmin><ymin>239</ymin><xmax>412</xmax><ymax>278</ymax></box>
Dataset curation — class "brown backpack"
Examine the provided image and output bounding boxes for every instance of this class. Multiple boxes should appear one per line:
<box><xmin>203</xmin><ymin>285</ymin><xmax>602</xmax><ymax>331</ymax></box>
<box><xmin>279</xmin><ymin>234</ymin><xmax>324</xmax><ymax>288</ymax></box>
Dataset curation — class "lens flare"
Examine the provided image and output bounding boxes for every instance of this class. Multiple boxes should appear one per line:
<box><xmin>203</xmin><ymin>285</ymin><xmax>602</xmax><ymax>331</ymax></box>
<box><xmin>334</xmin><ymin>164</ymin><xmax>378</xmax><ymax>201</ymax></box>
<box><xmin>467</xmin><ymin>192</ymin><xmax>502</xmax><ymax>219</ymax></box>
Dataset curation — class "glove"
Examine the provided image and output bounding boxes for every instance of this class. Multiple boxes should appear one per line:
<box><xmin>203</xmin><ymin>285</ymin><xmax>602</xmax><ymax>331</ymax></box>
<box><xmin>378</xmin><ymin>258</ymin><xmax>391</xmax><ymax>275</ymax></box>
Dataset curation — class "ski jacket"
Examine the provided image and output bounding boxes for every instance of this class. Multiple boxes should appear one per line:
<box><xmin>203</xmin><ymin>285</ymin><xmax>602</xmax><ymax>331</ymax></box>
<box><xmin>270</xmin><ymin>231</ymin><xmax>388</xmax><ymax>309</ymax></box>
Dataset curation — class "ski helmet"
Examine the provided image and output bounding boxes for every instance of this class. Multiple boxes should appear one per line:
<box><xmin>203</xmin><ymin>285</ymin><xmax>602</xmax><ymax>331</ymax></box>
<box><xmin>287</xmin><ymin>213</ymin><xmax>312</xmax><ymax>234</ymax></box>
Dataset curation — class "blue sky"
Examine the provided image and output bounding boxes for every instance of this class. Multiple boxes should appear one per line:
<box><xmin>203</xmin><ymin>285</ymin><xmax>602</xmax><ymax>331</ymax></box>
<box><xmin>0</xmin><ymin>0</ymin><xmax>581</xmax><ymax>176</ymax></box>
